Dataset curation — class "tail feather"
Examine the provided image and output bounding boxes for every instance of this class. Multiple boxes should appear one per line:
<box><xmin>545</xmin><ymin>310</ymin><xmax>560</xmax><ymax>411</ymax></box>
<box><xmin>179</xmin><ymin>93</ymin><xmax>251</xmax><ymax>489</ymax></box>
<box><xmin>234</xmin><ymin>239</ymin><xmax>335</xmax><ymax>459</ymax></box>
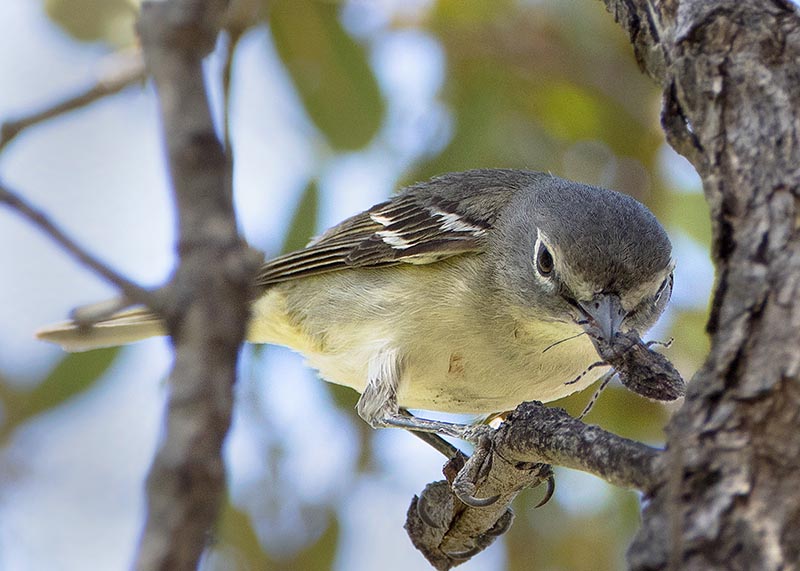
<box><xmin>36</xmin><ymin>307</ymin><xmax>165</xmax><ymax>352</ymax></box>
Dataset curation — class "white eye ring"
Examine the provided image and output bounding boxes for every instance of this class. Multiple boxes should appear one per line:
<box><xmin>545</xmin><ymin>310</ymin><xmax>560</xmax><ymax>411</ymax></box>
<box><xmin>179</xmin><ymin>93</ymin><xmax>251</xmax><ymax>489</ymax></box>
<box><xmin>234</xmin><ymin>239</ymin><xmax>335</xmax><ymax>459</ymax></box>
<box><xmin>655</xmin><ymin>273</ymin><xmax>673</xmax><ymax>302</ymax></box>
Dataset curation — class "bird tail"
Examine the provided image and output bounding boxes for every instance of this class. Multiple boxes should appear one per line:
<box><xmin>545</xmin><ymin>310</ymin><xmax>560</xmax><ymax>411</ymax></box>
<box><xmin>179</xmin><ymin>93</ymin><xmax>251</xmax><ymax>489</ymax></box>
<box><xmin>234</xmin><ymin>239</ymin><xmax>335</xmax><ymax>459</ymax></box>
<box><xmin>36</xmin><ymin>305</ymin><xmax>165</xmax><ymax>352</ymax></box>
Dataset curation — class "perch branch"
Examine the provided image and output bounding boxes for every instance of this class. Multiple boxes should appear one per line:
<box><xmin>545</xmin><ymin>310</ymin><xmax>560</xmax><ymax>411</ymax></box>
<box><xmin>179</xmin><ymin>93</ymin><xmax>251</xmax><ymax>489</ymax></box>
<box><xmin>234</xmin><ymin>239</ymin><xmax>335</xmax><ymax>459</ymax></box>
<box><xmin>494</xmin><ymin>401</ymin><xmax>664</xmax><ymax>492</ymax></box>
<box><xmin>406</xmin><ymin>401</ymin><xmax>664</xmax><ymax>569</ymax></box>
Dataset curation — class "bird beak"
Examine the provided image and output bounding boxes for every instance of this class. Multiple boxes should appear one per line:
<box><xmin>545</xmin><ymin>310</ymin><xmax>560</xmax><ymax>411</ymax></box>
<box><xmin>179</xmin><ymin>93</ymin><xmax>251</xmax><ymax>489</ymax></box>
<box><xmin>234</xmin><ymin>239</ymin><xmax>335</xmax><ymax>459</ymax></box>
<box><xmin>578</xmin><ymin>294</ymin><xmax>626</xmax><ymax>340</ymax></box>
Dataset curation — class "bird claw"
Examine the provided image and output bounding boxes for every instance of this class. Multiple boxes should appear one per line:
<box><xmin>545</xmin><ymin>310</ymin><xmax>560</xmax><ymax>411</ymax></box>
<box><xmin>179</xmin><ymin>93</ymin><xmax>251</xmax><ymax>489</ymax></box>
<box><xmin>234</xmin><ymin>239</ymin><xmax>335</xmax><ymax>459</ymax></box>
<box><xmin>452</xmin><ymin>480</ymin><xmax>500</xmax><ymax>507</ymax></box>
<box><xmin>444</xmin><ymin>544</ymin><xmax>484</xmax><ymax>561</ymax></box>
<box><xmin>485</xmin><ymin>508</ymin><xmax>515</xmax><ymax>536</ymax></box>
<box><xmin>461</xmin><ymin>423</ymin><xmax>495</xmax><ymax>444</ymax></box>
<box><xmin>416</xmin><ymin>491</ymin><xmax>442</xmax><ymax>528</ymax></box>
<box><xmin>443</xmin><ymin>509</ymin><xmax>514</xmax><ymax>560</ymax></box>
<box><xmin>450</xmin><ymin>430</ymin><xmax>499</xmax><ymax>507</ymax></box>
<box><xmin>535</xmin><ymin>474</ymin><xmax>556</xmax><ymax>508</ymax></box>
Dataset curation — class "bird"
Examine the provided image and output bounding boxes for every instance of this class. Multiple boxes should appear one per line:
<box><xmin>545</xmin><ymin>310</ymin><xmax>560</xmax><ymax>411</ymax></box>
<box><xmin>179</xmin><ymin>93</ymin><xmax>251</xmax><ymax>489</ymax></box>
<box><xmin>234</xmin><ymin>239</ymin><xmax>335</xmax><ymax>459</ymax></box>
<box><xmin>37</xmin><ymin>169</ymin><xmax>674</xmax><ymax>441</ymax></box>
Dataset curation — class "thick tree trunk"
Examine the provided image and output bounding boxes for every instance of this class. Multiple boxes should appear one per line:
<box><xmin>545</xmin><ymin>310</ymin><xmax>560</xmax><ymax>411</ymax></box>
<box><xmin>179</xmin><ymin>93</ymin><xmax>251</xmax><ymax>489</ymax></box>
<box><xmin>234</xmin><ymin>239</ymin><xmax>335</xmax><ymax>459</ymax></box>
<box><xmin>601</xmin><ymin>1</ymin><xmax>800</xmax><ymax>569</ymax></box>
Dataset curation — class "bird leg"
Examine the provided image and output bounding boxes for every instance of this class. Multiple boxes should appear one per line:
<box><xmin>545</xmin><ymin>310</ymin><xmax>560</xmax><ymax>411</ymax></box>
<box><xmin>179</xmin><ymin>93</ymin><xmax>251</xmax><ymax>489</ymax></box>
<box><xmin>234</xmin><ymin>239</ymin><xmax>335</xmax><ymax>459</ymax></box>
<box><xmin>357</xmin><ymin>348</ymin><xmax>494</xmax><ymax>444</ymax></box>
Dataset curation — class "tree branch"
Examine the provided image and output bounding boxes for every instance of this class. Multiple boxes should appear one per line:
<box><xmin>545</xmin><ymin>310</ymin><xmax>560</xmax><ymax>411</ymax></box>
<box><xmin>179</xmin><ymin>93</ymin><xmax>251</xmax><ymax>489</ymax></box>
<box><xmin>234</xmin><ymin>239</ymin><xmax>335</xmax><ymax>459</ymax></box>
<box><xmin>0</xmin><ymin>52</ymin><xmax>146</xmax><ymax>153</ymax></box>
<box><xmin>406</xmin><ymin>401</ymin><xmax>664</xmax><ymax>569</ymax></box>
<box><xmin>133</xmin><ymin>1</ymin><xmax>261</xmax><ymax>570</ymax></box>
<box><xmin>0</xmin><ymin>181</ymin><xmax>156</xmax><ymax>308</ymax></box>
<box><xmin>494</xmin><ymin>401</ymin><xmax>664</xmax><ymax>491</ymax></box>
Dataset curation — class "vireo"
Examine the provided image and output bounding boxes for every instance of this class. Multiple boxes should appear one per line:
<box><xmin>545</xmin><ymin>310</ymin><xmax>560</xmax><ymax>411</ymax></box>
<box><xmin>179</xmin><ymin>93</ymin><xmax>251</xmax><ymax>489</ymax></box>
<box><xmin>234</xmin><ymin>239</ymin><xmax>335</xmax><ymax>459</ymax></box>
<box><xmin>37</xmin><ymin>169</ymin><xmax>674</xmax><ymax>440</ymax></box>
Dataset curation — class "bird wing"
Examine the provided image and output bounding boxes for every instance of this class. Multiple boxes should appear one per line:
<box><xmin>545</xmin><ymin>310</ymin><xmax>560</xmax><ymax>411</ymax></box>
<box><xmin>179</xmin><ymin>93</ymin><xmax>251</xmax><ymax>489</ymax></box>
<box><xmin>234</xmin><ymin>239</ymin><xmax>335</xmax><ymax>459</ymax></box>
<box><xmin>255</xmin><ymin>189</ymin><xmax>496</xmax><ymax>288</ymax></box>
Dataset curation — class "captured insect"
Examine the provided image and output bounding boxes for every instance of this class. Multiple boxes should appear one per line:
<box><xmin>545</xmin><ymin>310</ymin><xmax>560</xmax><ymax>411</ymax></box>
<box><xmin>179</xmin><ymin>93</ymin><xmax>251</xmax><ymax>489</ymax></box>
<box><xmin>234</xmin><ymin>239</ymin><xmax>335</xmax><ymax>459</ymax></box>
<box><xmin>568</xmin><ymin>326</ymin><xmax>686</xmax><ymax>418</ymax></box>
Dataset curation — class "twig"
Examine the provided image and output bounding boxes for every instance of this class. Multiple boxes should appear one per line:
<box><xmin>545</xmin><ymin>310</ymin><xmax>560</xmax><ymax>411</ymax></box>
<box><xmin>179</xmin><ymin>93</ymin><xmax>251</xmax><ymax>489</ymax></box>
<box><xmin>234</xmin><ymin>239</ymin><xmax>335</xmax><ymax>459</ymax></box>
<box><xmin>0</xmin><ymin>53</ymin><xmax>146</xmax><ymax>153</ymax></box>
<box><xmin>0</xmin><ymin>181</ymin><xmax>156</xmax><ymax>308</ymax></box>
<box><xmin>221</xmin><ymin>28</ymin><xmax>243</xmax><ymax>156</ymax></box>
<box><xmin>133</xmin><ymin>1</ymin><xmax>261</xmax><ymax>570</ymax></box>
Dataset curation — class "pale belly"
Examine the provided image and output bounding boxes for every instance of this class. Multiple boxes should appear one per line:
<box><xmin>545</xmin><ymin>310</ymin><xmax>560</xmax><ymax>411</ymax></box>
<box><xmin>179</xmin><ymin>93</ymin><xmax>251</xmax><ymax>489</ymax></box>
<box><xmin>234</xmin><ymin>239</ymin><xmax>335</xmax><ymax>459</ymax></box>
<box><xmin>249</xmin><ymin>287</ymin><xmax>607</xmax><ymax>415</ymax></box>
<box><xmin>392</xmin><ymin>320</ymin><xmax>606</xmax><ymax>413</ymax></box>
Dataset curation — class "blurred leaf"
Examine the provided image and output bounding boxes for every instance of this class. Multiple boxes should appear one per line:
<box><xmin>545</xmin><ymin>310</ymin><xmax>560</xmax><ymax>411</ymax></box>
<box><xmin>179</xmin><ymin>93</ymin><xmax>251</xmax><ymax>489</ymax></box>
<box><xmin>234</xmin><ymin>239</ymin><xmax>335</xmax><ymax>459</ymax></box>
<box><xmin>216</xmin><ymin>499</ymin><xmax>273</xmax><ymax>569</ymax></box>
<box><xmin>1</xmin><ymin>347</ymin><xmax>120</xmax><ymax>439</ymax></box>
<box><xmin>433</xmin><ymin>0</ymin><xmax>515</xmax><ymax>24</ymax></box>
<box><xmin>410</xmin><ymin>60</ymin><xmax>559</xmax><ymax>182</ymax></box>
<box><xmin>44</xmin><ymin>0</ymin><xmax>137</xmax><ymax>46</ymax></box>
<box><xmin>414</xmin><ymin>3</ymin><xmax>661</xmax><ymax>184</ymax></box>
<box><xmin>268</xmin><ymin>0</ymin><xmax>385</xmax><ymax>150</ymax></box>
<box><xmin>19</xmin><ymin>348</ymin><xmax>120</xmax><ymax>420</ymax></box>
<box><xmin>507</xmin><ymin>482</ymin><xmax>637</xmax><ymax>571</ymax></box>
<box><xmin>326</xmin><ymin>381</ymin><xmax>359</xmax><ymax>412</ymax></box>
<box><xmin>555</xmin><ymin>384</ymin><xmax>669</xmax><ymax>445</ymax></box>
<box><xmin>291</xmin><ymin>512</ymin><xmax>339</xmax><ymax>571</ymax></box>
<box><xmin>281</xmin><ymin>180</ymin><xmax>319</xmax><ymax>254</ymax></box>
<box><xmin>668</xmin><ymin>308</ymin><xmax>711</xmax><ymax>375</ymax></box>
<box><xmin>533</xmin><ymin>81</ymin><xmax>603</xmax><ymax>142</ymax></box>
<box><xmin>664</xmin><ymin>190</ymin><xmax>713</xmax><ymax>248</ymax></box>
<box><xmin>217</xmin><ymin>501</ymin><xmax>339</xmax><ymax>571</ymax></box>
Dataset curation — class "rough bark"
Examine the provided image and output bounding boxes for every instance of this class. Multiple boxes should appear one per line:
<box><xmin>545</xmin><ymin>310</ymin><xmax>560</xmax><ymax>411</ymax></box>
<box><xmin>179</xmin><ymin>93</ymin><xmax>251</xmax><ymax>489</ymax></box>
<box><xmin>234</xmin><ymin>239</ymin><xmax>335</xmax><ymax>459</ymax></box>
<box><xmin>134</xmin><ymin>1</ymin><xmax>261</xmax><ymax>570</ymax></box>
<box><xmin>599</xmin><ymin>1</ymin><xmax>800</xmax><ymax>569</ymax></box>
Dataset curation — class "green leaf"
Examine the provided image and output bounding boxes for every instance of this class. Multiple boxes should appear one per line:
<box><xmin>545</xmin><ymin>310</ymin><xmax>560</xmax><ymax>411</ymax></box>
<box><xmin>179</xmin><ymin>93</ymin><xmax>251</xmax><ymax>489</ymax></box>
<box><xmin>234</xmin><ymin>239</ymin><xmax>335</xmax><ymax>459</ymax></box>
<box><xmin>664</xmin><ymin>191</ymin><xmax>712</xmax><ymax>248</ymax></box>
<box><xmin>1</xmin><ymin>347</ymin><xmax>120</xmax><ymax>439</ymax></box>
<box><xmin>281</xmin><ymin>180</ymin><xmax>319</xmax><ymax>254</ymax></box>
<box><xmin>217</xmin><ymin>499</ymin><xmax>273</xmax><ymax>569</ymax></box>
<box><xmin>268</xmin><ymin>0</ymin><xmax>385</xmax><ymax>150</ymax></box>
<box><xmin>44</xmin><ymin>0</ymin><xmax>137</xmax><ymax>46</ymax></box>
<box><xmin>217</xmin><ymin>500</ymin><xmax>339</xmax><ymax>570</ymax></box>
<box><xmin>22</xmin><ymin>348</ymin><xmax>121</xmax><ymax>419</ymax></box>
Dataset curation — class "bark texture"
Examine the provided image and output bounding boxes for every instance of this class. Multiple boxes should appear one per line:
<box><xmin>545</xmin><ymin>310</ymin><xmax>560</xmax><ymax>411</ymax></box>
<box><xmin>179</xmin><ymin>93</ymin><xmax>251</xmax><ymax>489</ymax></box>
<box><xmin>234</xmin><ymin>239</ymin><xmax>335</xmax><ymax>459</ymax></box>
<box><xmin>134</xmin><ymin>1</ymin><xmax>261</xmax><ymax>570</ymax></box>
<box><xmin>601</xmin><ymin>1</ymin><xmax>800</xmax><ymax>569</ymax></box>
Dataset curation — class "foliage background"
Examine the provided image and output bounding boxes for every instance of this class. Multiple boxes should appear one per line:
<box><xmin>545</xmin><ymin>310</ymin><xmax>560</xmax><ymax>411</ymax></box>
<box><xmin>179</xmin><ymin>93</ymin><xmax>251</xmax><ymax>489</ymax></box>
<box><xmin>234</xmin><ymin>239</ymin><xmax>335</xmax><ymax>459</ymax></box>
<box><xmin>0</xmin><ymin>1</ymin><xmax>712</xmax><ymax>569</ymax></box>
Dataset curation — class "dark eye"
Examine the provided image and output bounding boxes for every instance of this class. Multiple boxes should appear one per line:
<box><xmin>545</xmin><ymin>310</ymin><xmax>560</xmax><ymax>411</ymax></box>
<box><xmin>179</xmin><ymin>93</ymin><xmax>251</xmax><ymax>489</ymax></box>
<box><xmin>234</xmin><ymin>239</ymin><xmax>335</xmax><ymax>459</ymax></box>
<box><xmin>536</xmin><ymin>244</ymin><xmax>554</xmax><ymax>276</ymax></box>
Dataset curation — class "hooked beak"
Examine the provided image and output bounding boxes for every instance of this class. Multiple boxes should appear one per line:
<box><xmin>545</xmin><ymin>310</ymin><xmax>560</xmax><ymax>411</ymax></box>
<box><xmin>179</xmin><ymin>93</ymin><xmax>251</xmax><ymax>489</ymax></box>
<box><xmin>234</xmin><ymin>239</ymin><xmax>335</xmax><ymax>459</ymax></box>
<box><xmin>578</xmin><ymin>294</ymin><xmax>627</xmax><ymax>340</ymax></box>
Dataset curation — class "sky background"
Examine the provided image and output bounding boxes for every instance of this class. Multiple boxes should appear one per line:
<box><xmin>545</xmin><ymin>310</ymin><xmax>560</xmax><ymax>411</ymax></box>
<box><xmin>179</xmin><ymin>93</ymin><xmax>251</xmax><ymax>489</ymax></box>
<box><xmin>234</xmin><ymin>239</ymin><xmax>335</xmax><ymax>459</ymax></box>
<box><xmin>0</xmin><ymin>1</ymin><xmax>714</xmax><ymax>569</ymax></box>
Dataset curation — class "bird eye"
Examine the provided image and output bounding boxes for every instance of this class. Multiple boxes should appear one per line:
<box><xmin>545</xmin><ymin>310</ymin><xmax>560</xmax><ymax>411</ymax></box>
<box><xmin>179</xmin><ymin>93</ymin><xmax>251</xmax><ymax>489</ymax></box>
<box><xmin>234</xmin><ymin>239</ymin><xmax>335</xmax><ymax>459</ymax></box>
<box><xmin>536</xmin><ymin>244</ymin><xmax>554</xmax><ymax>276</ymax></box>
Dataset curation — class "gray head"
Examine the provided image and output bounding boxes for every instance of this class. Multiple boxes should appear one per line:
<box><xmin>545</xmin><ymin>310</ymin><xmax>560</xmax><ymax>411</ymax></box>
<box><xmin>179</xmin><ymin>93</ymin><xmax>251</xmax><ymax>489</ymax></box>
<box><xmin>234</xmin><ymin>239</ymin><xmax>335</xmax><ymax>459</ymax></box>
<box><xmin>487</xmin><ymin>173</ymin><xmax>673</xmax><ymax>339</ymax></box>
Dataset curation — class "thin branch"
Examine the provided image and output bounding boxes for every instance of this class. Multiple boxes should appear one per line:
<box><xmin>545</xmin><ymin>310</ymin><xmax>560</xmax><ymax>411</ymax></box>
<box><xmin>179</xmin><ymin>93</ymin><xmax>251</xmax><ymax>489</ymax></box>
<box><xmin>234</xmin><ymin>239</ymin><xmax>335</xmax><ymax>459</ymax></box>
<box><xmin>221</xmin><ymin>29</ymin><xmax>242</xmax><ymax>156</ymax></box>
<box><xmin>0</xmin><ymin>53</ymin><xmax>146</xmax><ymax>153</ymax></box>
<box><xmin>0</xmin><ymin>181</ymin><xmax>156</xmax><ymax>308</ymax></box>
